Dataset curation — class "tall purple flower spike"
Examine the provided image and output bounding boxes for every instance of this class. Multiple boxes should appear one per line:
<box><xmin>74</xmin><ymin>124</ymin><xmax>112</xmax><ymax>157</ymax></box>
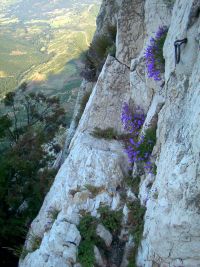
<box><xmin>144</xmin><ymin>26</ymin><xmax>168</xmax><ymax>81</ymax></box>
<box><xmin>121</xmin><ymin>103</ymin><xmax>154</xmax><ymax>174</ymax></box>
<box><xmin>121</xmin><ymin>103</ymin><xmax>145</xmax><ymax>135</ymax></box>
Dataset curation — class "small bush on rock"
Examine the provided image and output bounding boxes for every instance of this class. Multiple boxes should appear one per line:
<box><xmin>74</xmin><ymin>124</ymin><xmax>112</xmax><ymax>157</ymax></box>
<box><xmin>152</xmin><ymin>163</ymin><xmax>157</xmax><ymax>175</ymax></box>
<box><xmin>78</xmin><ymin>239</ymin><xmax>95</xmax><ymax>267</ymax></box>
<box><xmin>92</xmin><ymin>35</ymin><xmax>114</xmax><ymax>62</ymax></box>
<box><xmin>77</xmin><ymin>214</ymin><xmax>98</xmax><ymax>267</ymax></box>
<box><xmin>107</xmin><ymin>25</ymin><xmax>117</xmax><ymax>42</ymax></box>
<box><xmin>98</xmin><ymin>206</ymin><xmax>123</xmax><ymax>233</ymax></box>
<box><xmin>81</xmin><ymin>25</ymin><xmax>117</xmax><ymax>81</ymax></box>
<box><xmin>137</xmin><ymin>127</ymin><xmax>157</xmax><ymax>171</ymax></box>
<box><xmin>144</xmin><ymin>26</ymin><xmax>168</xmax><ymax>81</ymax></box>
<box><xmin>78</xmin><ymin>205</ymin><xmax>123</xmax><ymax>266</ymax></box>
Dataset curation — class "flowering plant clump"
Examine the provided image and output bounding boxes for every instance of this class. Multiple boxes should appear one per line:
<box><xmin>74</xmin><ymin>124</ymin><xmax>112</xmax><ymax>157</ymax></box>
<box><xmin>121</xmin><ymin>103</ymin><xmax>156</xmax><ymax>174</ymax></box>
<box><xmin>121</xmin><ymin>103</ymin><xmax>145</xmax><ymax>135</ymax></box>
<box><xmin>144</xmin><ymin>26</ymin><xmax>168</xmax><ymax>81</ymax></box>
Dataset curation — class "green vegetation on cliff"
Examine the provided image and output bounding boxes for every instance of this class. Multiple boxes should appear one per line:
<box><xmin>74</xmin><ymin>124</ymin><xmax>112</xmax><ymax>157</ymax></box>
<box><xmin>0</xmin><ymin>89</ymin><xmax>66</xmax><ymax>266</ymax></box>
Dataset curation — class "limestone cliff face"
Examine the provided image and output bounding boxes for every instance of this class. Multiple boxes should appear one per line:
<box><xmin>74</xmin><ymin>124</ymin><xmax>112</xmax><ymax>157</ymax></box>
<box><xmin>19</xmin><ymin>0</ymin><xmax>200</xmax><ymax>266</ymax></box>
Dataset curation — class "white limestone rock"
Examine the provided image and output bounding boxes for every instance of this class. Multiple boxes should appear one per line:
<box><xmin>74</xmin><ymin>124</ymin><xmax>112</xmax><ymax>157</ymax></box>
<box><xmin>130</xmin><ymin>55</ymin><xmax>154</xmax><ymax>113</ymax></box>
<box><xmin>20</xmin><ymin>221</ymin><xmax>80</xmax><ymax>267</ymax></box>
<box><xmin>145</xmin><ymin>0</ymin><xmax>172</xmax><ymax>38</ymax></box>
<box><xmin>141</xmin><ymin>93</ymin><xmax>165</xmax><ymax>133</ymax></box>
<box><xmin>96</xmin><ymin>224</ymin><xmax>113</xmax><ymax>247</ymax></box>
<box><xmin>95</xmin><ymin>0</ymin><xmax>120</xmax><ymax>36</ymax></box>
<box><xmin>116</xmin><ymin>0</ymin><xmax>145</xmax><ymax>66</ymax></box>
<box><xmin>139</xmin><ymin>174</ymin><xmax>155</xmax><ymax>207</ymax></box>
<box><xmin>126</xmin><ymin>188</ymin><xmax>137</xmax><ymax>201</ymax></box>
<box><xmin>143</xmin><ymin>0</ymin><xmax>172</xmax><ymax>98</ymax></box>
<box><xmin>138</xmin><ymin>2</ymin><xmax>200</xmax><ymax>264</ymax></box>
<box><xmin>19</xmin><ymin>55</ymin><xmax>131</xmax><ymax>267</ymax></box>
<box><xmin>164</xmin><ymin>0</ymin><xmax>200</xmax><ymax>80</ymax></box>
<box><xmin>60</xmin><ymin>79</ymin><xmax>95</xmax><ymax>163</ymax></box>
<box><xmin>122</xmin><ymin>204</ymin><xmax>129</xmax><ymax>224</ymax></box>
<box><xmin>71</xmin><ymin>56</ymin><xmax>131</xmax><ymax>138</ymax></box>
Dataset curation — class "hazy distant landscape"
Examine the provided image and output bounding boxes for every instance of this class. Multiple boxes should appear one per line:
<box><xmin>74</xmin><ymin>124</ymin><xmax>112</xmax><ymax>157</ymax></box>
<box><xmin>0</xmin><ymin>0</ymin><xmax>100</xmax><ymax>118</ymax></box>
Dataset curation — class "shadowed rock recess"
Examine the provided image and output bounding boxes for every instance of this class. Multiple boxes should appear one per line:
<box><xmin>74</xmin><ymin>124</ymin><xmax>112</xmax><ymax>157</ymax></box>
<box><xmin>19</xmin><ymin>0</ymin><xmax>200</xmax><ymax>266</ymax></box>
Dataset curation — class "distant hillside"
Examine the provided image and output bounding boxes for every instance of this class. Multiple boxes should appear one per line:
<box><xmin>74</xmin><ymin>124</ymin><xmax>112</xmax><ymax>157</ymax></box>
<box><xmin>0</xmin><ymin>0</ymin><xmax>101</xmax><ymax>120</ymax></box>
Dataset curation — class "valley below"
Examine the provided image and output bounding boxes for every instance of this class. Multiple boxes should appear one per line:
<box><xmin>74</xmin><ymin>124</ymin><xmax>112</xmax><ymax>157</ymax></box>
<box><xmin>0</xmin><ymin>0</ymin><xmax>100</xmax><ymax>122</ymax></box>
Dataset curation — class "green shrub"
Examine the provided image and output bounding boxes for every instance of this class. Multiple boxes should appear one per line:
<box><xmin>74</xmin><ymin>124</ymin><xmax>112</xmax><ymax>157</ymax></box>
<box><xmin>92</xmin><ymin>35</ymin><xmax>113</xmax><ymax>64</ymax></box>
<box><xmin>81</xmin><ymin>25</ymin><xmax>117</xmax><ymax>81</ymax></box>
<box><xmin>127</xmin><ymin>200</ymin><xmax>146</xmax><ymax>266</ymax></box>
<box><xmin>0</xmin><ymin>91</ymin><xmax>63</xmax><ymax>264</ymax></box>
<box><xmin>77</xmin><ymin>214</ymin><xmax>98</xmax><ymax>267</ymax></box>
<box><xmin>129</xmin><ymin>205</ymin><xmax>146</xmax><ymax>246</ymax></box>
<box><xmin>78</xmin><ymin>239</ymin><xmax>95</xmax><ymax>267</ymax></box>
<box><xmin>106</xmin><ymin>43</ymin><xmax>116</xmax><ymax>57</ymax></box>
<box><xmin>77</xmin><ymin>206</ymin><xmax>123</xmax><ymax>266</ymax></box>
<box><xmin>107</xmin><ymin>25</ymin><xmax>117</xmax><ymax>42</ymax></box>
<box><xmin>98</xmin><ymin>206</ymin><xmax>123</xmax><ymax>233</ymax></box>
<box><xmin>127</xmin><ymin>249</ymin><xmax>137</xmax><ymax>267</ymax></box>
<box><xmin>78</xmin><ymin>214</ymin><xmax>97</xmax><ymax>240</ymax></box>
<box><xmin>152</xmin><ymin>163</ymin><xmax>157</xmax><ymax>175</ymax></box>
<box><xmin>21</xmin><ymin>248</ymin><xmax>30</xmax><ymax>260</ymax></box>
<box><xmin>91</xmin><ymin>127</ymin><xmax>117</xmax><ymax>140</ymax></box>
<box><xmin>15</xmin><ymin>233</ymin><xmax>42</xmax><ymax>259</ymax></box>
<box><xmin>79</xmin><ymin>91</ymin><xmax>91</xmax><ymax>114</ymax></box>
<box><xmin>5</xmin><ymin>245</ymin><xmax>29</xmax><ymax>260</ymax></box>
<box><xmin>138</xmin><ymin>128</ymin><xmax>157</xmax><ymax>159</ymax></box>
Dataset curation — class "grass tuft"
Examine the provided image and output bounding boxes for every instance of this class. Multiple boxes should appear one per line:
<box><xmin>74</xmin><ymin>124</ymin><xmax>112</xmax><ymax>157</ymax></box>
<box><xmin>91</xmin><ymin>127</ymin><xmax>117</xmax><ymax>140</ymax></box>
<box><xmin>84</xmin><ymin>184</ymin><xmax>105</xmax><ymax>197</ymax></box>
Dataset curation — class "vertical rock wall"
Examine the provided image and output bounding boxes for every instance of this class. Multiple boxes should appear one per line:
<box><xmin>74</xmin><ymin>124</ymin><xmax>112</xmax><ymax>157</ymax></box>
<box><xmin>138</xmin><ymin>1</ymin><xmax>200</xmax><ymax>266</ymax></box>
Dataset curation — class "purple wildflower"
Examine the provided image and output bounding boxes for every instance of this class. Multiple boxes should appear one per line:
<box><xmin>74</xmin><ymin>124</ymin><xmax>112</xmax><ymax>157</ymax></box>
<box><xmin>121</xmin><ymin>103</ymin><xmax>156</xmax><ymax>175</ymax></box>
<box><xmin>121</xmin><ymin>103</ymin><xmax>145</xmax><ymax>135</ymax></box>
<box><xmin>121</xmin><ymin>102</ymin><xmax>146</xmax><ymax>164</ymax></box>
<box><xmin>144</xmin><ymin>26</ymin><xmax>168</xmax><ymax>81</ymax></box>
